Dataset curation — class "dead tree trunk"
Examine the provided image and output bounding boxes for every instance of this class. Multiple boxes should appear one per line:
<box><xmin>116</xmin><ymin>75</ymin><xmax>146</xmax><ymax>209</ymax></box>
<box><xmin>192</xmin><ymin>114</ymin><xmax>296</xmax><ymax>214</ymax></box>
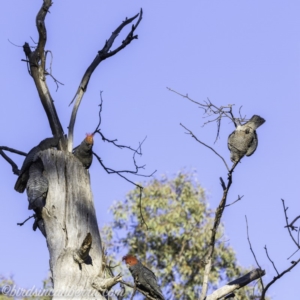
<box><xmin>40</xmin><ymin>149</ymin><xmax>103</xmax><ymax>298</ymax></box>
<box><xmin>0</xmin><ymin>1</ymin><xmax>142</xmax><ymax>298</ymax></box>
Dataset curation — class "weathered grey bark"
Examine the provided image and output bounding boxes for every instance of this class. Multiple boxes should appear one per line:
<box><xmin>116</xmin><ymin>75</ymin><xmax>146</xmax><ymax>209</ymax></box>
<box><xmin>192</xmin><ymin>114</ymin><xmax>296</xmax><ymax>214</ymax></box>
<box><xmin>23</xmin><ymin>0</ymin><xmax>65</xmax><ymax>143</ymax></box>
<box><xmin>15</xmin><ymin>1</ymin><xmax>142</xmax><ymax>297</ymax></box>
<box><xmin>39</xmin><ymin>149</ymin><xmax>105</xmax><ymax>299</ymax></box>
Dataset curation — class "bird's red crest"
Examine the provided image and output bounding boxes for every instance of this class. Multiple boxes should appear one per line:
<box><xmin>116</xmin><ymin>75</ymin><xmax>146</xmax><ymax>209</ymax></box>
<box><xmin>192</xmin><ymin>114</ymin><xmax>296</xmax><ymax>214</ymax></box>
<box><xmin>122</xmin><ymin>254</ymin><xmax>138</xmax><ymax>266</ymax></box>
<box><xmin>85</xmin><ymin>133</ymin><xmax>94</xmax><ymax>145</ymax></box>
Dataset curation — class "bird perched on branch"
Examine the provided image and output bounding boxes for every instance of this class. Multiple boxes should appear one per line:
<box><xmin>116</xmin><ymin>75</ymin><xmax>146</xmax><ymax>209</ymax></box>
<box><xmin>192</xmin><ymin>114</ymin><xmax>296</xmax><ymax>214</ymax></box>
<box><xmin>73</xmin><ymin>133</ymin><xmax>94</xmax><ymax>169</ymax></box>
<box><xmin>123</xmin><ymin>254</ymin><xmax>165</xmax><ymax>300</ymax></box>
<box><xmin>14</xmin><ymin>137</ymin><xmax>59</xmax><ymax>193</ymax></box>
<box><xmin>228</xmin><ymin>115</ymin><xmax>265</xmax><ymax>163</ymax></box>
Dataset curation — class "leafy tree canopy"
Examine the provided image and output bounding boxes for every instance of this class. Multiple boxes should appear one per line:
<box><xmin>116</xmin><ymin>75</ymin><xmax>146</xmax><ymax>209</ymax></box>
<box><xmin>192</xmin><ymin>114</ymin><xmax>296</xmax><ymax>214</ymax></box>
<box><xmin>102</xmin><ymin>172</ymin><xmax>262</xmax><ymax>299</ymax></box>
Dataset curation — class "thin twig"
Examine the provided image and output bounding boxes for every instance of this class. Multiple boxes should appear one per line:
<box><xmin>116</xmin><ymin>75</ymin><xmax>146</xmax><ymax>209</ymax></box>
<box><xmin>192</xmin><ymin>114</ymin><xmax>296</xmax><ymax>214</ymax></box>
<box><xmin>92</xmin><ymin>92</ymin><xmax>145</xmax><ymax>154</ymax></box>
<box><xmin>92</xmin><ymin>151</ymin><xmax>154</xmax><ymax>179</ymax></box>
<box><xmin>281</xmin><ymin>199</ymin><xmax>300</xmax><ymax>249</ymax></box>
<box><xmin>199</xmin><ymin>162</ymin><xmax>239</xmax><ymax>300</ymax></box>
<box><xmin>96</xmin><ymin>131</ymin><xmax>145</xmax><ymax>154</ymax></box>
<box><xmin>169</xmin><ymin>87</ymin><xmax>234</xmax><ymax>124</ymax></box>
<box><xmin>93</xmin><ymin>151</ymin><xmax>152</xmax><ymax>229</ymax></box>
<box><xmin>287</xmin><ymin>248</ymin><xmax>300</xmax><ymax>260</ymax></box>
<box><xmin>0</xmin><ymin>146</ymin><xmax>27</xmax><ymax>156</ymax></box>
<box><xmin>67</xmin><ymin>9</ymin><xmax>143</xmax><ymax>152</ymax></box>
<box><xmin>225</xmin><ymin>195</ymin><xmax>244</xmax><ymax>207</ymax></box>
<box><xmin>93</xmin><ymin>91</ymin><xmax>104</xmax><ymax>133</ymax></box>
<box><xmin>167</xmin><ymin>87</ymin><xmax>207</xmax><ymax>107</ymax></box>
<box><xmin>44</xmin><ymin>50</ymin><xmax>64</xmax><ymax>91</ymax></box>
<box><xmin>0</xmin><ymin>146</ymin><xmax>27</xmax><ymax>176</ymax></box>
<box><xmin>180</xmin><ymin>123</ymin><xmax>230</xmax><ymax>171</ymax></box>
<box><xmin>17</xmin><ymin>215</ymin><xmax>34</xmax><ymax>226</ymax></box>
<box><xmin>260</xmin><ymin>257</ymin><xmax>300</xmax><ymax>300</ymax></box>
<box><xmin>285</xmin><ymin>215</ymin><xmax>300</xmax><ymax>231</ymax></box>
<box><xmin>245</xmin><ymin>216</ymin><xmax>264</xmax><ymax>291</ymax></box>
<box><xmin>264</xmin><ymin>245</ymin><xmax>279</xmax><ymax>275</ymax></box>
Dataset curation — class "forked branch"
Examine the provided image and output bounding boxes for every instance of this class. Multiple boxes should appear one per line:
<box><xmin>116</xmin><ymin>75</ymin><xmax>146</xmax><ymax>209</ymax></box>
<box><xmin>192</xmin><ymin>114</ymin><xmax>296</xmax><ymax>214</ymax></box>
<box><xmin>22</xmin><ymin>0</ymin><xmax>65</xmax><ymax>144</ymax></box>
<box><xmin>282</xmin><ymin>199</ymin><xmax>300</xmax><ymax>249</ymax></box>
<box><xmin>180</xmin><ymin>123</ymin><xmax>230</xmax><ymax>171</ymax></box>
<box><xmin>91</xmin><ymin>92</ymin><xmax>156</xmax><ymax>188</ymax></box>
<box><xmin>173</xmin><ymin>94</ymin><xmax>244</xmax><ymax>300</ymax></box>
<box><xmin>173</xmin><ymin>93</ymin><xmax>266</xmax><ymax>299</ymax></box>
<box><xmin>68</xmin><ymin>9</ymin><xmax>143</xmax><ymax>152</ymax></box>
<box><xmin>0</xmin><ymin>146</ymin><xmax>27</xmax><ymax>175</ymax></box>
<box><xmin>260</xmin><ymin>257</ymin><xmax>300</xmax><ymax>300</ymax></box>
<box><xmin>167</xmin><ymin>87</ymin><xmax>256</xmax><ymax>144</ymax></box>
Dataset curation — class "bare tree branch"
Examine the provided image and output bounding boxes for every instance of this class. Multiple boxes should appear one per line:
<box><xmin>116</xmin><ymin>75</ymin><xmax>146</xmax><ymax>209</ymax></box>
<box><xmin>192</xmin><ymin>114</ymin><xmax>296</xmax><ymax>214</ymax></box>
<box><xmin>260</xmin><ymin>258</ymin><xmax>300</xmax><ymax>300</ymax></box>
<box><xmin>17</xmin><ymin>215</ymin><xmax>34</xmax><ymax>226</ymax></box>
<box><xmin>245</xmin><ymin>216</ymin><xmax>265</xmax><ymax>291</ymax></box>
<box><xmin>22</xmin><ymin>0</ymin><xmax>65</xmax><ymax>146</ymax></box>
<box><xmin>92</xmin><ymin>92</ymin><xmax>145</xmax><ymax>155</ymax></box>
<box><xmin>285</xmin><ymin>215</ymin><xmax>300</xmax><ymax>231</ymax></box>
<box><xmin>287</xmin><ymin>250</ymin><xmax>300</xmax><ymax>262</ymax></box>
<box><xmin>92</xmin><ymin>151</ymin><xmax>155</xmax><ymax>185</ymax></box>
<box><xmin>225</xmin><ymin>195</ymin><xmax>244</xmax><ymax>207</ymax></box>
<box><xmin>90</xmin><ymin>92</ymin><xmax>155</xmax><ymax>228</ymax></box>
<box><xmin>167</xmin><ymin>87</ymin><xmax>239</xmax><ymax>142</ymax></box>
<box><xmin>0</xmin><ymin>146</ymin><xmax>27</xmax><ymax>175</ymax></box>
<box><xmin>264</xmin><ymin>245</ymin><xmax>279</xmax><ymax>275</ymax></box>
<box><xmin>67</xmin><ymin>9</ymin><xmax>143</xmax><ymax>152</ymax></box>
<box><xmin>44</xmin><ymin>50</ymin><xmax>64</xmax><ymax>91</ymax></box>
<box><xmin>93</xmin><ymin>150</ymin><xmax>153</xmax><ymax>230</ymax></box>
<box><xmin>92</xmin><ymin>97</ymin><xmax>152</xmax><ymax>180</ymax></box>
<box><xmin>180</xmin><ymin>123</ymin><xmax>230</xmax><ymax>171</ymax></box>
<box><xmin>0</xmin><ymin>150</ymin><xmax>20</xmax><ymax>176</ymax></box>
<box><xmin>206</xmin><ymin>268</ymin><xmax>265</xmax><ymax>300</ymax></box>
<box><xmin>281</xmin><ymin>199</ymin><xmax>300</xmax><ymax>249</ymax></box>
<box><xmin>171</xmin><ymin>94</ymin><xmax>253</xmax><ymax>300</ymax></box>
<box><xmin>199</xmin><ymin>161</ymin><xmax>239</xmax><ymax>300</ymax></box>
<box><xmin>168</xmin><ymin>87</ymin><xmax>253</xmax><ymax>143</ymax></box>
<box><xmin>0</xmin><ymin>146</ymin><xmax>27</xmax><ymax>156</ymax></box>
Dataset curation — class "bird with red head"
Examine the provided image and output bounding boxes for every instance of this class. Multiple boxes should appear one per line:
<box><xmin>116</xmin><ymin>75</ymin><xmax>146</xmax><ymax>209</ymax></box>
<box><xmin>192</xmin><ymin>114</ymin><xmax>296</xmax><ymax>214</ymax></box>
<box><xmin>72</xmin><ymin>133</ymin><xmax>94</xmax><ymax>169</ymax></box>
<box><xmin>122</xmin><ymin>254</ymin><xmax>165</xmax><ymax>300</ymax></box>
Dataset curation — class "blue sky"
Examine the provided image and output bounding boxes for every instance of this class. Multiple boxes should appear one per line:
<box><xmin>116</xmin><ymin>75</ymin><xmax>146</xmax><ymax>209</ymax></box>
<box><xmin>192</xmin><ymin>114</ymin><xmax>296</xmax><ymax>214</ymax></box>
<box><xmin>0</xmin><ymin>1</ymin><xmax>300</xmax><ymax>299</ymax></box>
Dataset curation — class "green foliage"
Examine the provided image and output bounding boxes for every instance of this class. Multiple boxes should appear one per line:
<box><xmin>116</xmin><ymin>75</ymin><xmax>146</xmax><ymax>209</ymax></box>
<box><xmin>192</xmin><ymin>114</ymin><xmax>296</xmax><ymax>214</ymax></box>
<box><xmin>0</xmin><ymin>275</ymin><xmax>14</xmax><ymax>300</ymax></box>
<box><xmin>102</xmin><ymin>172</ymin><xmax>263</xmax><ymax>299</ymax></box>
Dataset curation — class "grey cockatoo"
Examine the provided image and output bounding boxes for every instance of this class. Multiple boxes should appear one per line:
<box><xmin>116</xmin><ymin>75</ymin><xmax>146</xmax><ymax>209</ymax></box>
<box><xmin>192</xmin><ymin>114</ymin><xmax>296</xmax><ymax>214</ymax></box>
<box><xmin>228</xmin><ymin>115</ymin><xmax>265</xmax><ymax>163</ymax></box>
<box><xmin>26</xmin><ymin>159</ymin><xmax>48</xmax><ymax>210</ymax></box>
<box><xmin>26</xmin><ymin>159</ymin><xmax>49</xmax><ymax>237</ymax></box>
<box><xmin>73</xmin><ymin>133</ymin><xmax>94</xmax><ymax>169</ymax></box>
<box><xmin>14</xmin><ymin>137</ymin><xmax>59</xmax><ymax>193</ymax></box>
<box><xmin>32</xmin><ymin>208</ymin><xmax>46</xmax><ymax>237</ymax></box>
<box><xmin>123</xmin><ymin>254</ymin><xmax>165</xmax><ymax>300</ymax></box>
